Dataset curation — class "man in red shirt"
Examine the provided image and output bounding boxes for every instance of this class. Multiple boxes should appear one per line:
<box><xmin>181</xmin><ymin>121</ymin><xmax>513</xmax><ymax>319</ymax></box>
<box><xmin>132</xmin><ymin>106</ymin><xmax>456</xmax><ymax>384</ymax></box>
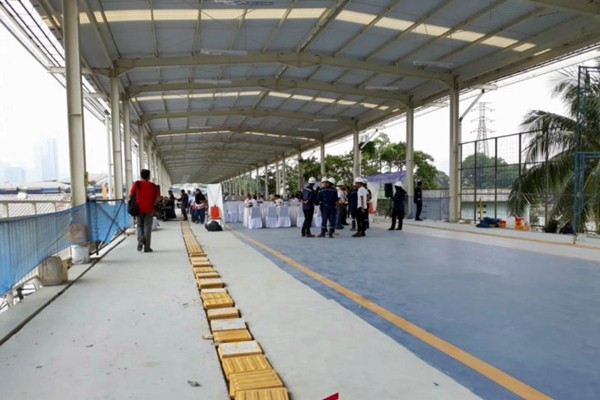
<box><xmin>129</xmin><ymin>169</ymin><xmax>160</xmax><ymax>252</ymax></box>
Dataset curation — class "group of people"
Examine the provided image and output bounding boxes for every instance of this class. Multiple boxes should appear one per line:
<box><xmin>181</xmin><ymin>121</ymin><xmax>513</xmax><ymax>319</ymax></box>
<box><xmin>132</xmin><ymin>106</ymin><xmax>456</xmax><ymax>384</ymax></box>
<box><xmin>299</xmin><ymin>177</ymin><xmax>424</xmax><ymax>239</ymax></box>
<box><xmin>300</xmin><ymin>176</ymin><xmax>372</xmax><ymax>238</ymax></box>
<box><xmin>178</xmin><ymin>188</ymin><xmax>207</xmax><ymax>224</ymax></box>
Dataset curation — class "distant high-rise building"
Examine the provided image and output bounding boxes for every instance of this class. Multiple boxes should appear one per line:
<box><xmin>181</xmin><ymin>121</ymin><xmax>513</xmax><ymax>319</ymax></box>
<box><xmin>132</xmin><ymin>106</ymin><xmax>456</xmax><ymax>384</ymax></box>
<box><xmin>35</xmin><ymin>138</ymin><xmax>59</xmax><ymax>181</ymax></box>
<box><xmin>6</xmin><ymin>166</ymin><xmax>26</xmax><ymax>184</ymax></box>
<box><xmin>0</xmin><ymin>161</ymin><xmax>7</xmax><ymax>182</ymax></box>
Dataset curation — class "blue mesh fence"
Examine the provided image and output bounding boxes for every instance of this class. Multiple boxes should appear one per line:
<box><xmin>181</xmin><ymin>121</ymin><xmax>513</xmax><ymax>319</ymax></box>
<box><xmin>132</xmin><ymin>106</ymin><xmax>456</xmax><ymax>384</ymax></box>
<box><xmin>0</xmin><ymin>206</ymin><xmax>76</xmax><ymax>294</ymax></box>
<box><xmin>0</xmin><ymin>201</ymin><xmax>132</xmax><ymax>294</ymax></box>
<box><xmin>87</xmin><ymin>200</ymin><xmax>131</xmax><ymax>244</ymax></box>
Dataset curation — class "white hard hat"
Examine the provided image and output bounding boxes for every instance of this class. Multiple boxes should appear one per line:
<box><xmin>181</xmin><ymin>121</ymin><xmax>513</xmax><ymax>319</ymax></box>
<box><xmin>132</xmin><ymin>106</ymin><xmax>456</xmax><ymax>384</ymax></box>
<box><xmin>321</xmin><ymin>177</ymin><xmax>328</xmax><ymax>183</ymax></box>
<box><xmin>394</xmin><ymin>181</ymin><xmax>403</xmax><ymax>188</ymax></box>
<box><xmin>354</xmin><ymin>177</ymin><xmax>362</xmax><ymax>184</ymax></box>
<box><xmin>328</xmin><ymin>177</ymin><xmax>336</xmax><ymax>185</ymax></box>
<box><xmin>308</xmin><ymin>177</ymin><xmax>316</xmax><ymax>184</ymax></box>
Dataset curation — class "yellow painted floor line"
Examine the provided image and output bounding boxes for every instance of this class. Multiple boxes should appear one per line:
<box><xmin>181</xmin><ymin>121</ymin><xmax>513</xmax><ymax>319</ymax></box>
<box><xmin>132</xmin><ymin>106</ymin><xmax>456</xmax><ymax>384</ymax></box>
<box><xmin>407</xmin><ymin>222</ymin><xmax>600</xmax><ymax>251</ymax></box>
<box><xmin>234</xmin><ymin>229</ymin><xmax>553</xmax><ymax>400</ymax></box>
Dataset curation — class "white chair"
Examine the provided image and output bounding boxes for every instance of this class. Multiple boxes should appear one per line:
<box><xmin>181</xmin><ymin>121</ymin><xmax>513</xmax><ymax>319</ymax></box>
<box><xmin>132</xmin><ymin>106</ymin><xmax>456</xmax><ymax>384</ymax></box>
<box><xmin>238</xmin><ymin>203</ymin><xmax>246</xmax><ymax>223</ymax></box>
<box><xmin>265</xmin><ymin>206</ymin><xmax>279</xmax><ymax>228</ymax></box>
<box><xmin>312</xmin><ymin>207</ymin><xmax>322</xmax><ymax>227</ymax></box>
<box><xmin>278</xmin><ymin>206</ymin><xmax>292</xmax><ymax>228</ymax></box>
<box><xmin>247</xmin><ymin>207</ymin><xmax>263</xmax><ymax>229</ymax></box>
<box><xmin>228</xmin><ymin>207</ymin><xmax>239</xmax><ymax>223</ymax></box>
<box><xmin>296</xmin><ymin>206</ymin><xmax>305</xmax><ymax>228</ymax></box>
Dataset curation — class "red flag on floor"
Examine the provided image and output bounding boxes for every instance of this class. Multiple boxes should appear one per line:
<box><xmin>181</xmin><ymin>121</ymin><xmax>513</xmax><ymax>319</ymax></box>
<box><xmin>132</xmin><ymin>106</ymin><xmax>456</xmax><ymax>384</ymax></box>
<box><xmin>323</xmin><ymin>394</ymin><xmax>339</xmax><ymax>400</ymax></box>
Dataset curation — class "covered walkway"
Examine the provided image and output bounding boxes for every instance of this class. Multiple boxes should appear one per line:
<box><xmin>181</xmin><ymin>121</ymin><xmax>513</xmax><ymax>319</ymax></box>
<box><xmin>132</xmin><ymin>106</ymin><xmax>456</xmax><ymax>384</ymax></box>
<box><xmin>1</xmin><ymin>220</ymin><xmax>599</xmax><ymax>399</ymax></box>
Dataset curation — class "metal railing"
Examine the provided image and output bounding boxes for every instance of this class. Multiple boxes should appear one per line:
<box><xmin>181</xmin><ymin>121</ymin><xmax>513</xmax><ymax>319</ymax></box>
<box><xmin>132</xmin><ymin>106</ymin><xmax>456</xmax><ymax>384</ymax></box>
<box><xmin>0</xmin><ymin>200</ymin><xmax>131</xmax><ymax>311</ymax></box>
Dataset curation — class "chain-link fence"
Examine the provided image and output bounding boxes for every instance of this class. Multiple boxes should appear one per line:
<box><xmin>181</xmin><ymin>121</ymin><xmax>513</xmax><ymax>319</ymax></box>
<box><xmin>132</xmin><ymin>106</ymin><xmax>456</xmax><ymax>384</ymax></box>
<box><xmin>573</xmin><ymin>66</ymin><xmax>600</xmax><ymax>233</ymax></box>
<box><xmin>460</xmin><ymin>130</ymin><xmax>568</xmax><ymax>228</ymax></box>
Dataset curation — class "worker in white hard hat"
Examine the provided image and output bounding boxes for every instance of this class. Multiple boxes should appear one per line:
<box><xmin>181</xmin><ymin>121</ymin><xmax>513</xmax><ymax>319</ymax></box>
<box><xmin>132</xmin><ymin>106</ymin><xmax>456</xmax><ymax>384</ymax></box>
<box><xmin>353</xmin><ymin>177</ymin><xmax>368</xmax><ymax>237</ymax></box>
<box><xmin>317</xmin><ymin>177</ymin><xmax>338</xmax><ymax>238</ymax></box>
<box><xmin>389</xmin><ymin>180</ymin><xmax>407</xmax><ymax>231</ymax></box>
<box><xmin>335</xmin><ymin>182</ymin><xmax>348</xmax><ymax>230</ymax></box>
<box><xmin>300</xmin><ymin>177</ymin><xmax>318</xmax><ymax>237</ymax></box>
<box><xmin>347</xmin><ymin>178</ymin><xmax>360</xmax><ymax>231</ymax></box>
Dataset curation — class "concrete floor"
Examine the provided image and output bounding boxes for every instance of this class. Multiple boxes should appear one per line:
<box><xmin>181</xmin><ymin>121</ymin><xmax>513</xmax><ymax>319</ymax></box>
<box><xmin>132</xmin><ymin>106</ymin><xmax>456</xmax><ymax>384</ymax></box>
<box><xmin>1</xmin><ymin>217</ymin><xmax>599</xmax><ymax>399</ymax></box>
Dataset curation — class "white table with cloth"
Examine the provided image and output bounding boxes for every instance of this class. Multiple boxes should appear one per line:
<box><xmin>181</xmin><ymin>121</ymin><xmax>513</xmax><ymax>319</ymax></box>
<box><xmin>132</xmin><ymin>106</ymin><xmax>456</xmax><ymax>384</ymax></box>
<box><xmin>241</xmin><ymin>203</ymin><xmax>299</xmax><ymax>228</ymax></box>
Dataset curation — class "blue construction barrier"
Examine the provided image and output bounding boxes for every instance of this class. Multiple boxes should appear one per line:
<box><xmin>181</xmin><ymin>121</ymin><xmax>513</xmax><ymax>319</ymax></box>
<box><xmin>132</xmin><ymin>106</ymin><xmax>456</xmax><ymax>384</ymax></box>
<box><xmin>87</xmin><ymin>200</ymin><xmax>130</xmax><ymax>244</ymax></box>
<box><xmin>0</xmin><ymin>201</ymin><xmax>132</xmax><ymax>294</ymax></box>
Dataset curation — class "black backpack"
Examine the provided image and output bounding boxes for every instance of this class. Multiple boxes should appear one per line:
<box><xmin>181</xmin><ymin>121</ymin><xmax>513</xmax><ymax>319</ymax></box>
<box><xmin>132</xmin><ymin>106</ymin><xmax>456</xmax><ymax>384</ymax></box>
<box><xmin>205</xmin><ymin>220</ymin><xmax>223</xmax><ymax>232</ymax></box>
<box><xmin>127</xmin><ymin>181</ymin><xmax>140</xmax><ymax>216</ymax></box>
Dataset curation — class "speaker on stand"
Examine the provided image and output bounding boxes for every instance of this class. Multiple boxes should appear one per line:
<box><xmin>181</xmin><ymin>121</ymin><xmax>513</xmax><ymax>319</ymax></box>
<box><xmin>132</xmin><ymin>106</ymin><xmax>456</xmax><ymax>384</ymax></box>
<box><xmin>384</xmin><ymin>183</ymin><xmax>393</xmax><ymax>198</ymax></box>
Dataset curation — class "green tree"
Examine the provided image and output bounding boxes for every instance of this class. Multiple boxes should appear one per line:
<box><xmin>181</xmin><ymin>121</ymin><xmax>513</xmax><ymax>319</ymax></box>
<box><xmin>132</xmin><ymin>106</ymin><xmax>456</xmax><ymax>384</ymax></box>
<box><xmin>435</xmin><ymin>170</ymin><xmax>450</xmax><ymax>188</ymax></box>
<box><xmin>508</xmin><ymin>62</ymin><xmax>600</xmax><ymax>231</ymax></box>
<box><xmin>461</xmin><ymin>153</ymin><xmax>519</xmax><ymax>189</ymax></box>
<box><xmin>358</xmin><ymin>132</ymin><xmax>442</xmax><ymax>189</ymax></box>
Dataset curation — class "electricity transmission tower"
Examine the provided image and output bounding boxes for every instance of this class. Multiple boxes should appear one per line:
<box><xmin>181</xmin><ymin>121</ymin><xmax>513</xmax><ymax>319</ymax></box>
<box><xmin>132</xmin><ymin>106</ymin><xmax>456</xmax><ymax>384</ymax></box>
<box><xmin>471</xmin><ymin>102</ymin><xmax>494</xmax><ymax>156</ymax></box>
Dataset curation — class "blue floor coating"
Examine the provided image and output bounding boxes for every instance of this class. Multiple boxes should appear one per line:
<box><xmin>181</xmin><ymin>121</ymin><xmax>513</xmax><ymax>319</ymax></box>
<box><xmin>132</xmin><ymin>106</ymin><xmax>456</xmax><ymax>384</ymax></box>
<box><xmin>228</xmin><ymin>223</ymin><xmax>600</xmax><ymax>400</ymax></box>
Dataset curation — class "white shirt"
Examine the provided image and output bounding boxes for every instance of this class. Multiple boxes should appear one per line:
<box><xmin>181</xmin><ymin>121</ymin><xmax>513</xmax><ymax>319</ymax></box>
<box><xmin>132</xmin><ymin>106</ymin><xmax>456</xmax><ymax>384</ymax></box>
<box><xmin>337</xmin><ymin>188</ymin><xmax>347</xmax><ymax>203</ymax></box>
<box><xmin>357</xmin><ymin>187</ymin><xmax>368</xmax><ymax>209</ymax></box>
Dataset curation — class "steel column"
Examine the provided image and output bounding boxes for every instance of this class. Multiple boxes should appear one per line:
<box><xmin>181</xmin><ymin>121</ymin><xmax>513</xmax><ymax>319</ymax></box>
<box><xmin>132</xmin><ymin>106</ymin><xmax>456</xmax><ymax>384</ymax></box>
<box><xmin>353</xmin><ymin>123</ymin><xmax>360</xmax><ymax>179</ymax></box>
<box><xmin>406</xmin><ymin>104</ymin><xmax>415</xmax><ymax>216</ymax></box>
<box><xmin>320</xmin><ymin>141</ymin><xmax>326</xmax><ymax>178</ymax></box>
<box><xmin>64</xmin><ymin>0</ymin><xmax>86</xmax><ymax>206</ymax></box>
<box><xmin>449</xmin><ymin>80</ymin><xmax>460</xmax><ymax>222</ymax></box>
<box><xmin>110</xmin><ymin>76</ymin><xmax>123</xmax><ymax>199</ymax></box>
<box><xmin>123</xmin><ymin>98</ymin><xmax>133</xmax><ymax>190</ymax></box>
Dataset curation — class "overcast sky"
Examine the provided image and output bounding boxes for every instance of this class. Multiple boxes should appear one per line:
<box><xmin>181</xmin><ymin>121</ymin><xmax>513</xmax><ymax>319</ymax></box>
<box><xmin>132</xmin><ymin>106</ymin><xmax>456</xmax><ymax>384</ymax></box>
<box><xmin>0</xmin><ymin>22</ymin><xmax>596</xmax><ymax>181</ymax></box>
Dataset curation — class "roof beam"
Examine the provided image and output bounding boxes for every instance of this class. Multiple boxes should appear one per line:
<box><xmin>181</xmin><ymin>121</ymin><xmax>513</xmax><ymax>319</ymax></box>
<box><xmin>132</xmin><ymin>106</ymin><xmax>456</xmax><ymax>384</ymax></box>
<box><xmin>102</xmin><ymin>53</ymin><xmax>452</xmax><ymax>82</ymax></box>
<box><xmin>140</xmin><ymin>107</ymin><xmax>334</xmax><ymax>127</ymax></box>
<box><xmin>150</xmin><ymin>126</ymin><xmax>316</xmax><ymax>142</ymax></box>
<box><xmin>127</xmin><ymin>78</ymin><xmax>407</xmax><ymax>103</ymax></box>
<box><xmin>156</xmin><ymin>138</ymin><xmax>299</xmax><ymax>150</ymax></box>
<box><xmin>527</xmin><ymin>0</ymin><xmax>600</xmax><ymax>17</ymax></box>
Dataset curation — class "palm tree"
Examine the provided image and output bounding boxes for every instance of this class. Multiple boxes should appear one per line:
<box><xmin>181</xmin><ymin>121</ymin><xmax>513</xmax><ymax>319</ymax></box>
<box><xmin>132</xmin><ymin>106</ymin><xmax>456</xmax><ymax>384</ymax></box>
<box><xmin>508</xmin><ymin>62</ymin><xmax>600</xmax><ymax>232</ymax></box>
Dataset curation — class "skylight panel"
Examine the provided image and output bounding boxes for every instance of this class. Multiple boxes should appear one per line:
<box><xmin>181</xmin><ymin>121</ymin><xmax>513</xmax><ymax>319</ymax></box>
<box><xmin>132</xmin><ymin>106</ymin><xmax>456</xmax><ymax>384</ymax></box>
<box><xmin>336</xmin><ymin>10</ymin><xmax>376</xmax><ymax>25</ymax></box>
<box><xmin>97</xmin><ymin>10</ymin><xmax>152</xmax><ymax>23</ymax></box>
<box><xmin>450</xmin><ymin>30</ymin><xmax>485</xmax><ymax>42</ymax></box>
<box><xmin>375</xmin><ymin>17</ymin><xmax>413</xmax><ymax>31</ymax></box>
<box><xmin>513</xmin><ymin>43</ymin><xmax>536</xmax><ymax>52</ymax></box>
<box><xmin>361</xmin><ymin>102</ymin><xmax>379</xmax><ymax>109</ymax></box>
<box><xmin>202</xmin><ymin>9</ymin><xmax>246</xmax><ymax>20</ymax></box>
<box><xmin>313</xmin><ymin>96</ymin><xmax>336</xmax><ymax>104</ymax></box>
<box><xmin>291</xmin><ymin>94</ymin><xmax>314</xmax><ymax>102</ymax></box>
<box><xmin>245</xmin><ymin>9</ymin><xmax>287</xmax><ymax>19</ymax></box>
<box><xmin>481</xmin><ymin>36</ymin><xmax>518</xmax><ymax>48</ymax></box>
<box><xmin>154</xmin><ymin>10</ymin><xmax>197</xmax><ymax>21</ymax></box>
<box><xmin>269</xmin><ymin>91</ymin><xmax>291</xmax><ymax>99</ymax></box>
<box><xmin>288</xmin><ymin>8</ymin><xmax>325</xmax><ymax>19</ymax></box>
<box><xmin>412</xmin><ymin>23</ymin><xmax>450</xmax><ymax>37</ymax></box>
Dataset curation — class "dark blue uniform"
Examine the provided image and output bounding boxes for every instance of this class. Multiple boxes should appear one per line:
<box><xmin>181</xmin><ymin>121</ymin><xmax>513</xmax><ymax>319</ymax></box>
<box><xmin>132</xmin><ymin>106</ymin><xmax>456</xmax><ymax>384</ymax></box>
<box><xmin>390</xmin><ymin>187</ymin><xmax>407</xmax><ymax>230</ymax></box>
<box><xmin>347</xmin><ymin>187</ymin><xmax>358</xmax><ymax>230</ymax></box>
<box><xmin>414</xmin><ymin>183</ymin><xmax>423</xmax><ymax>220</ymax></box>
<box><xmin>300</xmin><ymin>184</ymin><xmax>318</xmax><ymax>236</ymax></box>
<box><xmin>318</xmin><ymin>186</ymin><xmax>338</xmax><ymax>236</ymax></box>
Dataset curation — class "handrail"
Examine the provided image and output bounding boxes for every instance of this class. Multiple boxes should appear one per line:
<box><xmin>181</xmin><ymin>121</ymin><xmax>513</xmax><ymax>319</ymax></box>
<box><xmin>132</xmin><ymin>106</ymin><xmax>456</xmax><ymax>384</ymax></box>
<box><xmin>0</xmin><ymin>201</ymin><xmax>131</xmax><ymax>309</ymax></box>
